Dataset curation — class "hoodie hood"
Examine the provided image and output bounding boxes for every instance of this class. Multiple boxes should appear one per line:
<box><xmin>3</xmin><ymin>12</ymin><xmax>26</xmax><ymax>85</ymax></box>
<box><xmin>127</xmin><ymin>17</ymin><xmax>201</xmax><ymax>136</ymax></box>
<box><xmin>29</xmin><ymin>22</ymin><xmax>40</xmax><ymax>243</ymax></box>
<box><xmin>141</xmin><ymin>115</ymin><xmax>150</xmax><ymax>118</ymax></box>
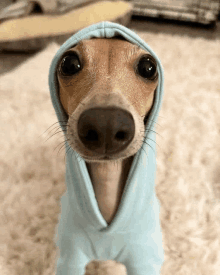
<box><xmin>49</xmin><ymin>21</ymin><xmax>164</xmax><ymax>275</ymax></box>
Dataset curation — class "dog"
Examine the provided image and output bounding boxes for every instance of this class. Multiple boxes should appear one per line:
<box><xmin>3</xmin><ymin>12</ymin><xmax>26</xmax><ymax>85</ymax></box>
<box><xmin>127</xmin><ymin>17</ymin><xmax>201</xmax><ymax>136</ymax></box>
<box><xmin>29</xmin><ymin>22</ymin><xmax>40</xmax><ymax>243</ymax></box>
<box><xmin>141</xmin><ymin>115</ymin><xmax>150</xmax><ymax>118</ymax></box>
<box><xmin>49</xmin><ymin>21</ymin><xmax>164</xmax><ymax>275</ymax></box>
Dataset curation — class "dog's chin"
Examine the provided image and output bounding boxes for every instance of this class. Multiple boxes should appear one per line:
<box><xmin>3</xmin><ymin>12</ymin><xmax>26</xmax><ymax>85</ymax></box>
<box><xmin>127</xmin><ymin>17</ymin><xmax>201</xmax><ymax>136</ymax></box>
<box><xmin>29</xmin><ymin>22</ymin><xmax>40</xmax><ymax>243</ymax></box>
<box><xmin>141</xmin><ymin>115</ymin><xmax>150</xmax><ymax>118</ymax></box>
<box><xmin>75</xmin><ymin>151</ymin><xmax>134</xmax><ymax>163</ymax></box>
<box><xmin>81</xmin><ymin>155</ymin><xmax>122</xmax><ymax>163</ymax></box>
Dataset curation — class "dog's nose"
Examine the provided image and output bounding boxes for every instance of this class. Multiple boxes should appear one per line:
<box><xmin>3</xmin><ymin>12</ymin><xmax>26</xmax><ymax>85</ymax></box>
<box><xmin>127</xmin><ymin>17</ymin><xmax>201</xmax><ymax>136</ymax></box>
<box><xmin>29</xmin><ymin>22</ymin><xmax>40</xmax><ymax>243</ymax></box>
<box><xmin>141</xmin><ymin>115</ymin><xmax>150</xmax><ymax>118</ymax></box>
<box><xmin>77</xmin><ymin>107</ymin><xmax>135</xmax><ymax>155</ymax></box>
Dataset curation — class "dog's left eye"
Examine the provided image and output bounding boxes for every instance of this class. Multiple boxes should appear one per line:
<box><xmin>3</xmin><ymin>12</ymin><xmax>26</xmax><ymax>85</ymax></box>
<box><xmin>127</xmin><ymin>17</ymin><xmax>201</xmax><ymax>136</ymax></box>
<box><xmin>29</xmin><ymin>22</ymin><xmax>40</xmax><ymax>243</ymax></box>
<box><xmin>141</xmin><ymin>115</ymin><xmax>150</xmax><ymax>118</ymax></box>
<box><xmin>60</xmin><ymin>52</ymin><xmax>81</xmax><ymax>76</ymax></box>
<box><xmin>137</xmin><ymin>56</ymin><xmax>157</xmax><ymax>80</ymax></box>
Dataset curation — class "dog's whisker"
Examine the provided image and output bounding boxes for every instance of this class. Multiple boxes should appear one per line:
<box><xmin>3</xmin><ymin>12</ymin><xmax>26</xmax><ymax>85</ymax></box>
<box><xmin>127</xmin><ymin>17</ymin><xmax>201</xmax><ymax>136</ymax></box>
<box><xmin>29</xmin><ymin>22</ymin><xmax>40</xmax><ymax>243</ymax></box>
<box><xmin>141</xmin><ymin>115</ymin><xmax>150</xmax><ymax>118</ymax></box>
<box><xmin>142</xmin><ymin>135</ymin><xmax>157</xmax><ymax>145</ymax></box>
<box><xmin>43</xmin><ymin>130</ymin><xmax>67</xmax><ymax>143</ymax></box>
<box><xmin>65</xmin><ymin>143</ymin><xmax>71</xmax><ymax>155</ymax></box>
<box><xmin>143</xmin><ymin>127</ymin><xmax>163</xmax><ymax>139</ymax></box>
<box><xmin>143</xmin><ymin>117</ymin><xmax>162</xmax><ymax>128</ymax></box>
<box><xmin>62</xmin><ymin>141</ymin><xmax>72</xmax><ymax>162</ymax></box>
<box><xmin>142</xmin><ymin>114</ymin><xmax>165</xmax><ymax>120</ymax></box>
<box><xmin>58</xmin><ymin>139</ymin><xmax>72</xmax><ymax>162</ymax></box>
<box><xmin>139</xmin><ymin>143</ymin><xmax>148</xmax><ymax>158</ymax></box>
<box><xmin>45</xmin><ymin>125</ymin><xmax>66</xmax><ymax>137</ymax></box>
<box><xmin>65</xmin><ymin>145</ymin><xmax>73</xmax><ymax>160</ymax></box>
<box><xmin>143</xmin><ymin>140</ymin><xmax>156</xmax><ymax>156</ymax></box>
<box><xmin>56</xmin><ymin>141</ymin><xmax>69</xmax><ymax>158</ymax></box>
<box><xmin>38</xmin><ymin>121</ymin><xmax>68</xmax><ymax>138</ymax></box>
<box><xmin>66</xmin><ymin>142</ymin><xmax>81</xmax><ymax>163</ymax></box>
<box><xmin>75</xmin><ymin>153</ymin><xmax>83</xmax><ymax>164</ymax></box>
<box><xmin>52</xmin><ymin>127</ymin><xmax>67</xmax><ymax>135</ymax></box>
<box><xmin>53</xmin><ymin>140</ymin><xmax>67</xmax><ymax>156</ymax></box>
<box><xmin>146</xmin><ymin>139</ymin><xmax>161</xmax><ymax>152</ymax></box>
<box><xmin>146</xmin><ymin>130</ymin><xmax>162</xmax><ymax>139</ymax></box>
<box><xmin>142</xmin><ymin>135</ymin><xmax>161</xmax><ymax>151</ymax></box>
<box><xmin>140</xmin><ymin>128</ymin><xmax>162</xmax><ymax>140</ymax></box>
<box><xmin>140</xmin><ymin>143</ymin><xmax>151</xmax><ymax>164</ymax></box>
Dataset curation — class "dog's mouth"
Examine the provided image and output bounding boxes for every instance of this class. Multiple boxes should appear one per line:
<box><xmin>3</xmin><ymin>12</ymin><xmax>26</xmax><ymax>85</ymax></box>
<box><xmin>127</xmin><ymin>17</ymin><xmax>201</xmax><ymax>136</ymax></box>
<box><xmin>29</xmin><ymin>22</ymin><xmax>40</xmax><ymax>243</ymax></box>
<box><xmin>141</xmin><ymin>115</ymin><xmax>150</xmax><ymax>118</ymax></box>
<box><xmin>79</xmin><ymin>151</ymin><xmax>128</xmax><ymax>163</ymax></box>
<box><xmin>83</xmin><ymin>154</ymin><xmax>114</xmax><ymax>162</ymax></box>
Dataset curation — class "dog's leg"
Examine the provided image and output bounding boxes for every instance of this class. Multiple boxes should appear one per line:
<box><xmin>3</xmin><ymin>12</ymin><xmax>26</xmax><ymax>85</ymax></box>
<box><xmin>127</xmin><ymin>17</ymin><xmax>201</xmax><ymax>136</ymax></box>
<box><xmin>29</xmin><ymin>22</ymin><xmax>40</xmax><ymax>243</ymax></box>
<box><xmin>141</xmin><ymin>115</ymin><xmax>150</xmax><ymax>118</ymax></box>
<box><xmin>84</xmin><ymin>260</ymin><xmax>127</xmax><ymax>275</ymax></box>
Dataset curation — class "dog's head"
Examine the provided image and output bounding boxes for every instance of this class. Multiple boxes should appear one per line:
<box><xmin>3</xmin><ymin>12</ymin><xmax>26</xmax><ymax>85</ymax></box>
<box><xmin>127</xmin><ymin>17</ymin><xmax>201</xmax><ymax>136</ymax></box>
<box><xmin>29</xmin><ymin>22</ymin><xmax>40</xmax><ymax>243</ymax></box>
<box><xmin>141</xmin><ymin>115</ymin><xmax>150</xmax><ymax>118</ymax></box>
<box><xmin>56</xmin><ymin>37</ymin><xmax>158</xmax><ymax>162</ymax></box>
<box><xmin>49</xmin><ymin>22</ymin><xmax>164</xmax><ymax>164</ymax></box>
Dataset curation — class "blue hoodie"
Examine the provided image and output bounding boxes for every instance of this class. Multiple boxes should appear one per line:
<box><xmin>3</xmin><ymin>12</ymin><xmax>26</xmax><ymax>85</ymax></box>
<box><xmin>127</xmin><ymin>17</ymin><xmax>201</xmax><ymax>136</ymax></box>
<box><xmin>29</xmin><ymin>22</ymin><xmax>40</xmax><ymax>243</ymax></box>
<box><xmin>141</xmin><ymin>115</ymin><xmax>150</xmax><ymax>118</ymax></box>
<box><xmin>49</xmin><ymin>21</ymin><xmax>164</xmax><ymax>275</ymax></box>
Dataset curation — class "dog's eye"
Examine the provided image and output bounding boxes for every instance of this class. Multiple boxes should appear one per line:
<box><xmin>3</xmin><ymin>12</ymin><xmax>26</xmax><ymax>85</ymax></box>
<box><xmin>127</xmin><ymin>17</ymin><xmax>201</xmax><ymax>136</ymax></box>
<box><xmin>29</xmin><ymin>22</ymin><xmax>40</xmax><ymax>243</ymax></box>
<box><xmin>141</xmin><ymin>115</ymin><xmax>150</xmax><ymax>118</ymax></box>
<box><xmin>137</xmin><ymin>56</ymin><xmax>157</xmax><ymax>80</ymax></box>
<box><xmin>60</xmin><ymin>52</ymin><xmax>81</xmax><ymax>76</ymax></box>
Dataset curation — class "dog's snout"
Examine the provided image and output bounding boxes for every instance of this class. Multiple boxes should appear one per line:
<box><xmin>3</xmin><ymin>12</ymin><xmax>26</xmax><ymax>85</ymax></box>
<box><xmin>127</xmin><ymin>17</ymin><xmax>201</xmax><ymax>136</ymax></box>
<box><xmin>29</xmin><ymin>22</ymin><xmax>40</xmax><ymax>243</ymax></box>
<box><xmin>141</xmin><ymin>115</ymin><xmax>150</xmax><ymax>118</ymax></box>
<box><xmin>77</xmin><ymin>107</ymin><xmax>135</xmax><ymax>155</ymax></box>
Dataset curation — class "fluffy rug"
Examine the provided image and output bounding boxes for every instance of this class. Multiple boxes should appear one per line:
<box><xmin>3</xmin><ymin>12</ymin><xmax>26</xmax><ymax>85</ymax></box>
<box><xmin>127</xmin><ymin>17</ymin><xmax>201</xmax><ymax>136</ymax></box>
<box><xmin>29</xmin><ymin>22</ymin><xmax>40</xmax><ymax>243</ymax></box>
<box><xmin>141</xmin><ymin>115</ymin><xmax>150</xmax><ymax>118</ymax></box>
<box><xmin>0</xmin><ymin>29</ymin><xmax>220</xmax><ymax>275</ymax></box>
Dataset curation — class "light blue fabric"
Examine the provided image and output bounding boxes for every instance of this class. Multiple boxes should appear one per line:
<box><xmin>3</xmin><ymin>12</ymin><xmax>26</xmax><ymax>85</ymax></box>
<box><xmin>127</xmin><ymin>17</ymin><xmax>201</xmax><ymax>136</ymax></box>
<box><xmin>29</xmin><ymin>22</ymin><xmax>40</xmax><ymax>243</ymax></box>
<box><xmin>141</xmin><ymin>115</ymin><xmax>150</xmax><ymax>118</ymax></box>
<box><xmin>49</xmin><ymin>21</ymin><xmax>164</xmax><ymax>275</ymax></box>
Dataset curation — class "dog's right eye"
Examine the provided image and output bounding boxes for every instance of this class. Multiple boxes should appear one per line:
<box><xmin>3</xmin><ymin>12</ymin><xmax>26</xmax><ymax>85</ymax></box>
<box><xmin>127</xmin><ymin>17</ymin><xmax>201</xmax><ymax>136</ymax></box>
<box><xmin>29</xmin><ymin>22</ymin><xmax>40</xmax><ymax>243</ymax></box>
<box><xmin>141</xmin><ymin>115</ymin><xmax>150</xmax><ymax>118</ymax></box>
<box><xmin>60</xmin><ymin>52</ymin><xmax>81</xmax><ymax>76</ymax></box>
<box><xmin>137</xmin><ymin>55</ymin><xmax>157</xmax><ymax>80</ymax></box>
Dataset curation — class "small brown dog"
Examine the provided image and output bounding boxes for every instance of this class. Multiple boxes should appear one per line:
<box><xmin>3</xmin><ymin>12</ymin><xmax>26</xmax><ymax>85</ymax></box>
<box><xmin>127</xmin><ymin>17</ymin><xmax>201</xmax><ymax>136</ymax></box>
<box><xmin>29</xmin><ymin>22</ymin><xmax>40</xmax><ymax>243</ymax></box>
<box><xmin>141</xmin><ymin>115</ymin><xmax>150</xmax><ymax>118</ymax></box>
<box><xmin>56</xmin><ymin>37</ymin><xmax>158</xmax><ymax>274</ymax></box>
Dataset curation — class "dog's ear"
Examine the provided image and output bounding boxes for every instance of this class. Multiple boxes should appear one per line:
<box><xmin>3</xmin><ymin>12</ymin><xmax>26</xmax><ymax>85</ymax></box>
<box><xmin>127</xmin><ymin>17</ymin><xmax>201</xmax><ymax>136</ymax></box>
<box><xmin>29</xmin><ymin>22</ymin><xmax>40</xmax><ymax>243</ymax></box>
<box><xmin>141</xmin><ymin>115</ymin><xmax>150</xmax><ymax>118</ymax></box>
<box><xmin>144</xmin><ymin>89</ymin><xmax>156</xmax><ymax>126</ymax></box>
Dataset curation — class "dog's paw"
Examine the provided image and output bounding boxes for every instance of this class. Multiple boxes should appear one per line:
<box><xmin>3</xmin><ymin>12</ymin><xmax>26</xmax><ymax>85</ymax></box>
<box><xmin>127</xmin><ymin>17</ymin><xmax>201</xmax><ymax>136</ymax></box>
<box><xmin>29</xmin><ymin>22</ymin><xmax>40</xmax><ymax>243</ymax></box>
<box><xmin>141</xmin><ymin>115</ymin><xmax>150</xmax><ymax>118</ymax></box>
<box><xmin>84</xmin><ymin>260</ymin><xmax>127</xmax><ymax>275</ymax></box>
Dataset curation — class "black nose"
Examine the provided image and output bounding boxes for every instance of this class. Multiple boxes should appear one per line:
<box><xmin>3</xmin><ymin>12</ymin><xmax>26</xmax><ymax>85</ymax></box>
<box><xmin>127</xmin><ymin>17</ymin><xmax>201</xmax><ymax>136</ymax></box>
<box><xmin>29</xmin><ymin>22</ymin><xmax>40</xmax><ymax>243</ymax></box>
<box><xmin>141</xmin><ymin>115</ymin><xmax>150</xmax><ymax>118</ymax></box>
<box><xmin>77</xmin><ymin>107</ymin><xmax>135</xmax><ymax>155</ymax></box>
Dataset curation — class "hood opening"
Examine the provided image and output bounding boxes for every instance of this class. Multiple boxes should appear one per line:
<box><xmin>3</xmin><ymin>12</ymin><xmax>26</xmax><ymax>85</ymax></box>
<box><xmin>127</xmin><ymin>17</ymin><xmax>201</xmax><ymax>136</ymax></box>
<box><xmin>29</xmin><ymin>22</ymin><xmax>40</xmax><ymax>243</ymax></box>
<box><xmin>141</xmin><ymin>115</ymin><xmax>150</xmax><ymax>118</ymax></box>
<box><xmin>90</xmin><ymin>34</ymin><xmax>129</xmax><ymax>42</ymax></box>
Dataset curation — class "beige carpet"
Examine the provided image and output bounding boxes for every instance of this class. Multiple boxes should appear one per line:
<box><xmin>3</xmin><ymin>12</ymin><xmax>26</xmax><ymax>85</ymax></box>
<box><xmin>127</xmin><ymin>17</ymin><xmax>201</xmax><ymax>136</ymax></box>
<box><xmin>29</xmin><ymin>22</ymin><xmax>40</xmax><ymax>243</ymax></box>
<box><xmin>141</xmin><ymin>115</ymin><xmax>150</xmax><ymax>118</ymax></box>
<box><xmin>0</xmin><ymin>29</ymin><xmax>220</xmax><ymax>275</ymax></box>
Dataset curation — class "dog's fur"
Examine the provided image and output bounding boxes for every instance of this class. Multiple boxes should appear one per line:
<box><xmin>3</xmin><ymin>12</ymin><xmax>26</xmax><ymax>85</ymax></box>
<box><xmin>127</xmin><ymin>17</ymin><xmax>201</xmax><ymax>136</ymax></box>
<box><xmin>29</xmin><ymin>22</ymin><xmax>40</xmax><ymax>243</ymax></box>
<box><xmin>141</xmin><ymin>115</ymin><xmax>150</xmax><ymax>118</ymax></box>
<box><xmin>56</xmin><ymin>37</ymin><xmax>158</xmax><ymax>274</ymax></box>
